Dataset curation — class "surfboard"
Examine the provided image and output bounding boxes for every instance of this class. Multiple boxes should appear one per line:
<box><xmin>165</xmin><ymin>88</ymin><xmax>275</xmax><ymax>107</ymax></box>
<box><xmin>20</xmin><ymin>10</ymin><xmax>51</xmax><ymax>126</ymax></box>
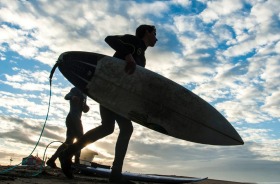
<box><xmin>57</xmin><ymin>51</ymin><xmax>244</xmax><ymax>145</ymax></box>
<box><xmin>73</xmin><ymin>164</ymin><xmax>208</xmax><ymax>183</ymax></box>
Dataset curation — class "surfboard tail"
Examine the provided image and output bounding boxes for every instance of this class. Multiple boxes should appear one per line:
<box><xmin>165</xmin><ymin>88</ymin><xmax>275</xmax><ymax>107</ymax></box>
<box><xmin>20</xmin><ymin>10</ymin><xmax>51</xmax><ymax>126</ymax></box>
<box><xmin>57</xmin><ymin>51</ymin><xmax>105</xmax><ymax>92</ymax></box>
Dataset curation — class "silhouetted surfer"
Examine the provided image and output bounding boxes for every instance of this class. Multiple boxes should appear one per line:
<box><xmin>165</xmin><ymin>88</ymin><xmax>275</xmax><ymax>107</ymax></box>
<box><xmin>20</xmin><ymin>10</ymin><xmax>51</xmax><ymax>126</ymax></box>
<box><xmin>47</xmin><ymin>87</ymin><xmax>89</xmax><ymax>168</ymax></box>
<box><xmin>59</xmin><ymin>25</ymin><xmax>157</xmax><ymax>184</ymax></box>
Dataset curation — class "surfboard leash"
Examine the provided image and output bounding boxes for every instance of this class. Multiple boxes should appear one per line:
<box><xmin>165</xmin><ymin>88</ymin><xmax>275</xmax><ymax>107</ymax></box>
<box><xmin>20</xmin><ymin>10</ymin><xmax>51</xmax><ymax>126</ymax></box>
<box><xmin>28</xmin><ymin>62</ymin><xmax>61</xmax><ymax>176</ymax></box>
<box><xmin>0</xmin><ymin>62</ymin><xmax>59</xmax><ymax>175</ymax></box>
<box><xmin>49</xmin><ymin>61</ymin><xmax>60</xmax><ymax>85</ymax></box>
<box><xmin>31</xmin><ymin>140</ymin><xmax>63</xmax><ymax>177</ymax></box>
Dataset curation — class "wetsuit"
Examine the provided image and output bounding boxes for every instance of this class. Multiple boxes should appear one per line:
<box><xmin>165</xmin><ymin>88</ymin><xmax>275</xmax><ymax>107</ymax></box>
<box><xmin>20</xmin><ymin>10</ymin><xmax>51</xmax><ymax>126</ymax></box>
<box><xmin>103</xmin><ymin>34</ymin><xmax>147</xmax><ymax>174</ymax></box>
<box><xmin>105</xmin><ymin>34</ymin><xmax>147</xmax><ymax>67</ymax></box>
<box><xmin>64</xmin><ymin>87</ymin><xmax>87</xmax><ymax>164</ymax></box>
<box><xmin>47</xmin><ymin>87</ymin><xmax>86</xmax><ymax>166</ymax></box>
<box><xmin>61</xmin><ymin>34</ymin><xmax>147</xmax><ymax>181</ymax></box>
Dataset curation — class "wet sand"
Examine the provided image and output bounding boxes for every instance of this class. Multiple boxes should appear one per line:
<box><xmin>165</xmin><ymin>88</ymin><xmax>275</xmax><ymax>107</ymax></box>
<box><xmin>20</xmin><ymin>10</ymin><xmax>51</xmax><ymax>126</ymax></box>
<box><xmin>0</xmin><ymin>165</ymin><xmax>255</xmax><ymax>184</ymax></box>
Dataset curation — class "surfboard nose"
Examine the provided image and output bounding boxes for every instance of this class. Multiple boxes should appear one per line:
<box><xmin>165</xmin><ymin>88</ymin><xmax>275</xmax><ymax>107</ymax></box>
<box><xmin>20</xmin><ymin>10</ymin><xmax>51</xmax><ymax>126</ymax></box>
<box><xmin>223</xmin><ymin>129</ymin><xmax>244</xmax><ymax>145</ymax></box>
<box><xmin>215</xmin><ymin>119</ymin><xmax>244</xmax><ymax>146</ymax></box>
<box><xmin>231</xmin><ymin>130</ymin><xmax>244</xmax><ymax>145</ymax></box>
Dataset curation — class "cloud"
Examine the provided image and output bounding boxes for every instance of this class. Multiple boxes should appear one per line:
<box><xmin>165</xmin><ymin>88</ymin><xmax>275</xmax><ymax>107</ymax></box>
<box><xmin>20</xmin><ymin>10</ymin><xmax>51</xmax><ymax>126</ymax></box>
<box><xmin>124</xmin><ymin>138</ymin><xmax>280</xmax><ymax>182</ymax></box>
<box><xmin>250</xmin><ymin>0</ymin><xmax>280</xmax><ymax>24</ymax></box>
<box><xmin>0</xmin><ymin>0</ymin><xmax>280</xmax><ymax>182</ymax></box>
<box><xmin>4</xmin><ymin>69</ymin><xmax>49</xmax><ymax>83</ymax></box>
<box><xmin>171</xmin><ymin>0</ymin><xmax>192</xmax><ymax>8</ymax></box>
<box><xmin>0</xmin><ymin>116</ymin><xmax>64</xmax><ymax>146</ymax></box>
<box><xmin>262</xmin><ymin>90</ymin><xmax>280</xmax><ymax>117</ymax></box>
<box><xmin>127</xmin><ymin>1</ymin><xmax>169</xmax><ymax>18</ymax></box>
<box><xmin>199</xmin><ymin>0</ymin><xmax>244</xmax><ymax>23</ymax></box>
<box><xmin>0</xmin><ymin>91</ymin><xmax>48</xmax><ymax>116</ymax></box>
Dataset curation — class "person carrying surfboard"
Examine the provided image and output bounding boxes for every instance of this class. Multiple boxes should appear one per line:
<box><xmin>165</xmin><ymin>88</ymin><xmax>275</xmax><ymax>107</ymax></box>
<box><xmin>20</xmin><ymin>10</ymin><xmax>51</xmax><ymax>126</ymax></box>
<box><xmin>46</xmin><ymin>87</ymin><xmax>89</xmax><ymax>168</ymax></box>
<box><xmin>59</xmin><ymin>24</ymin><xmax>157</xmax><ymax>183</ymax></box>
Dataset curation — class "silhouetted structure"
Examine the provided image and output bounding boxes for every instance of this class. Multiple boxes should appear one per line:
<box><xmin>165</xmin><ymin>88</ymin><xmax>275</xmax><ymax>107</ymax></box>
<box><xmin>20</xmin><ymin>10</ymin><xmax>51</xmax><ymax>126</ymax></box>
<box><xmin>22</xmin><ymin>155</ymin><xmax>44</xmax><ymax>166</ymax></box>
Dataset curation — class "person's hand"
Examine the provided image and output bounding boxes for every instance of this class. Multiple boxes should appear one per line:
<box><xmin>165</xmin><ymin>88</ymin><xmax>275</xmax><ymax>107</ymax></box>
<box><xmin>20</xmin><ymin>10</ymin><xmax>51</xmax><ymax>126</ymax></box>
<box><xmin>83</xmin><ymin>104</ymin><xmax>90</xmax><ymax>113</ymax></box>
<box><xmin>125</xmin><ymin>60</ymin><xmax>136</xmax><ymax>74</ymax></box>
<box><xmin>124</xmin><ymin>54</ymin><xmax>136</xmax><ymax>74</ymax></box>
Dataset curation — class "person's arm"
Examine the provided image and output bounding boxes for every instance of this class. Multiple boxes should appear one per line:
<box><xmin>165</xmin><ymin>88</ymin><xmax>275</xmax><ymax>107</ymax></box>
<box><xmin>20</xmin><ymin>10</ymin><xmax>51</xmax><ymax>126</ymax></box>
<box><xmin>65</xmin><ymin>88</ymin><xmax>80</xmax><ymax>103</ymax></box>
<box><xmin>105</xmin><ymin>35</ymin><xmax>135</xmax><ymax>56</ymax></box>
<box><xmin>82</xmin><ymin>96</ymin><xmax>90</xmax><ymax>113</ymax></box>
<box><xmin>64</xmin><ymin>91</ymin><xmax>73</xmax><ymax>100</ymax></box>
<box><xmin>124</xmin><ymin>54</ymin><xmax>136</xmax><ymax>74</ymax></box>
<box><xmin>105</xmin><ymin>35</ymin><xmax>137</xmax><ymax>74</ymax></box>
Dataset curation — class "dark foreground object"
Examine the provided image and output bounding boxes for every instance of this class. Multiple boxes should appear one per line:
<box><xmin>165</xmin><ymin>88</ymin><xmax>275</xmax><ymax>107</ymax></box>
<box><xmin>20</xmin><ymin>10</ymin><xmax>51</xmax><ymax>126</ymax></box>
<box><xmin>0</xmin><ymin>165</ymin><xmax>254</xmax><ymax>184</ymax></box>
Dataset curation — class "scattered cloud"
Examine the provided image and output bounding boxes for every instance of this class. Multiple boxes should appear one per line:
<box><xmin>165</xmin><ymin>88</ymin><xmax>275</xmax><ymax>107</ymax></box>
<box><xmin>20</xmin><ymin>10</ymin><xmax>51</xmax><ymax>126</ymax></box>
<box><xmin>0</xmin><ymin>0</ymin><xmax>279</xmax><ymax>182</ymax></box>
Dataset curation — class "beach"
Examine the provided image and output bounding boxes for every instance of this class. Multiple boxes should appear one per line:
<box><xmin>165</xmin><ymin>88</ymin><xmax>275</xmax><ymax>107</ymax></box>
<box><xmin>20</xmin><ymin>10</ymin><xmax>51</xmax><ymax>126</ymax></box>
<box><xmin>0</xmin><ymin>165</ymin><xmax>254</xmax><ymax>184</ymax></box>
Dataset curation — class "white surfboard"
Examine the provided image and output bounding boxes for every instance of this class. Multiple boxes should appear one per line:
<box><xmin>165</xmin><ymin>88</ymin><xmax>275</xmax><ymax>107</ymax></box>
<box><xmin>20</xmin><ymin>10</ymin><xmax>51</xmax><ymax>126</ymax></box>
<box><xmin>57</xmin><ymin>51</ymin><xmax>244</xmax><ymax>145</ymax></box>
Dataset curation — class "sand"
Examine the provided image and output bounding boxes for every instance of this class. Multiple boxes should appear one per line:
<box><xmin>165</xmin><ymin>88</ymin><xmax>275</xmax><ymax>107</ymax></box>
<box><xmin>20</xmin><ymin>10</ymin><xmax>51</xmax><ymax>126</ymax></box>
<box><xmin>0</xmin><ymin>165</ymin><xmax>255</xmax><ymax>184</ymax></box>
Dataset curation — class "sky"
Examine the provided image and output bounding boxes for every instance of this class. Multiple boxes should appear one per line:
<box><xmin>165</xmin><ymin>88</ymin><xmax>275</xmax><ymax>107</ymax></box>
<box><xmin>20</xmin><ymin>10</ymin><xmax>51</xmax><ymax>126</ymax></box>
<box><xmin>0</xmin><ymin>0</ymin><xmax>279</xmax><ymax>183</ymax></box>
